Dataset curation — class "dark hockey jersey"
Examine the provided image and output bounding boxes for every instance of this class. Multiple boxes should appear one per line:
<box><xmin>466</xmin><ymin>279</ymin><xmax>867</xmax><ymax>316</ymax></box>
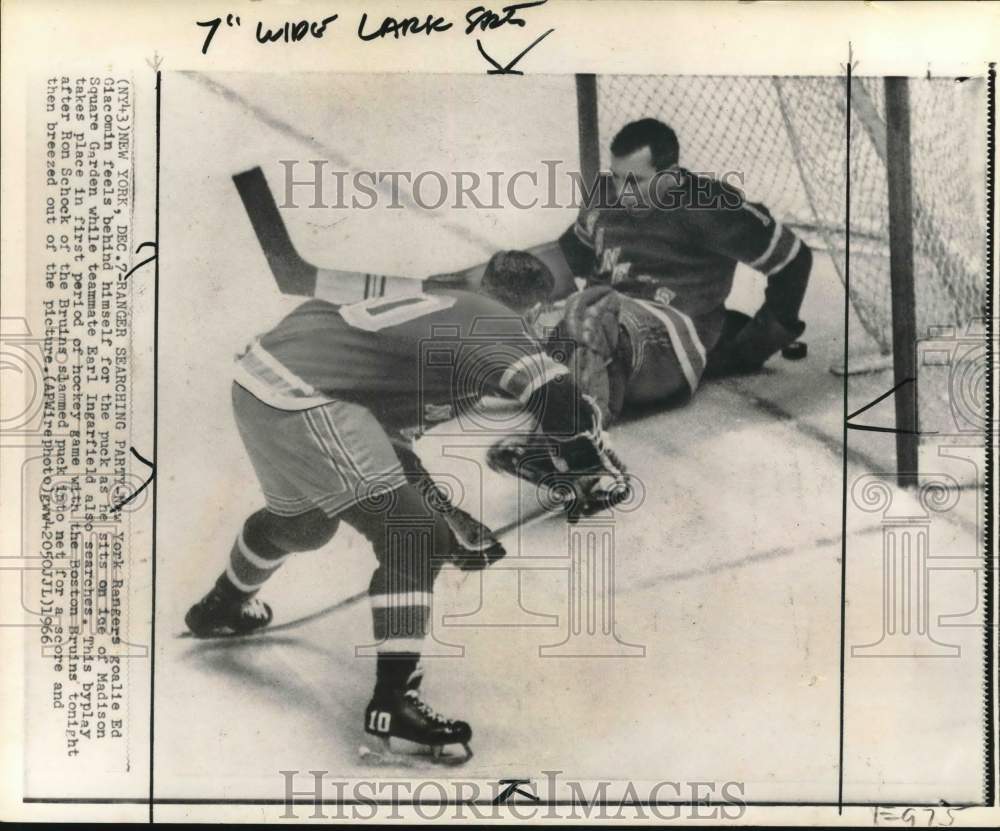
<box><xmin>559</xmin><ymin>169</ymin><xmax>805</xmax><ymax>355</ymax></box>
<box><xmin>233</xmin><ymin>288</ymin><xmax>567</xmax><ymax>428</ymax></box>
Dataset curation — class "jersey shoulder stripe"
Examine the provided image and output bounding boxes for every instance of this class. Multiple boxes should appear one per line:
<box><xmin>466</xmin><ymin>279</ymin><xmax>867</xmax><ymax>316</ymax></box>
<box><xmin>234</xmin><ymin>339</ymin><xmax>333</xmax><ymax>410</ymax></box>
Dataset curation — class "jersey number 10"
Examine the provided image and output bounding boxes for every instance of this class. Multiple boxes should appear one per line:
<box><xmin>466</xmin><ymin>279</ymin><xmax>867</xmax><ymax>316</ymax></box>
<box><xmin>340</xmin><ymin>294</ymin><xmax>457</xmax><ymax>332</ymax></box>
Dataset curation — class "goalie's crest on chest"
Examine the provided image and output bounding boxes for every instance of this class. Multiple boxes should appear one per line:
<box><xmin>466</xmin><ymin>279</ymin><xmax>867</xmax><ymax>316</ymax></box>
<box><xmin>599</xmin><ymin>249</ymin><xmax>633</xmax><ymax>286</ymax></box>
<box><xmin>599</xmin><ymin>244</ymin><xmax>631</xmax><ymax>281</ymax></box>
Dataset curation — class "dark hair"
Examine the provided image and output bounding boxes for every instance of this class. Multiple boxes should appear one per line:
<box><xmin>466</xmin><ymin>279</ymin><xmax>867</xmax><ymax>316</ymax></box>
<box><xmin>481</xmin><ymin>250</ymin><xmax>555</xmax><ymax>312</ymax></box>
<box><xmin>610</xmin><ymin>118</ymin><xmax>680</xmax><ymax>171</ymax></box>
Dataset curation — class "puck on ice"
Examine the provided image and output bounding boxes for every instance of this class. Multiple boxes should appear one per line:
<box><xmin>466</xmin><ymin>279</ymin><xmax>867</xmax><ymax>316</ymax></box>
<box><xmin>782</xmin><ymin>341</ymin><xmax>808</xmax><ymax>360</ymax></box>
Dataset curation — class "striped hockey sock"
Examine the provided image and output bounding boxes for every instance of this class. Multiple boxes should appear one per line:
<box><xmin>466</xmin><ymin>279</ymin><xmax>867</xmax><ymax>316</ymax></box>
<box><xmin>217</xmin><ymin>528</ymin><xmax>291</xmax><ymax>598</ymax></box>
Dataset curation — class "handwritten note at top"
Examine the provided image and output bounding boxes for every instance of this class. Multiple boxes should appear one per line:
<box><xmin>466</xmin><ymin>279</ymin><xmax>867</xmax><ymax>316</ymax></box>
<box><xmin>196</xmin><ymin>1</ymin><xmax>552</xmax><ymax>72</ymax></box>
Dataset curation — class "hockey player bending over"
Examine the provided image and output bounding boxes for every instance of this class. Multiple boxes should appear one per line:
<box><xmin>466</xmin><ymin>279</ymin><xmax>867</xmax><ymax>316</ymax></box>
<box><xmin>185</xmin><ymin>251</ymin><xmax>629</xmax><ymax>761</ymax></box>
<box><xmin>507</xmin><ymin>118</ymin><xmax>814</xmax><ymax>423</ymax></box>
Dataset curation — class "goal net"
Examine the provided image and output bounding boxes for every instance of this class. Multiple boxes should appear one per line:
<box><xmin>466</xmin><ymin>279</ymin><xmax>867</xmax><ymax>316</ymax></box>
<box><xmin>588</xmin><ymin>75</ymin><xmax>988</xmax><ymax>444</ymax></box>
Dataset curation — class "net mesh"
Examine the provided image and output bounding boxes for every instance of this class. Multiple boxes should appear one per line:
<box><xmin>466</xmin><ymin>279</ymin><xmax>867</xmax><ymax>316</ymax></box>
<box><xmin>594</xmin><ymin>75</ymin><xmax>987</xmax><ymax>357</ymax></box>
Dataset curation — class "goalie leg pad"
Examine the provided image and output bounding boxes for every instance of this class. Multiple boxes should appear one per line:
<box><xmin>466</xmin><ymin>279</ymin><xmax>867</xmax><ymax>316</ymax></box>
<box><xmin>553</xmin><ymin>286</ymin><xmax>631</xmax><ymax>425</ymax></box>
<box><xmin>562</xmin><ymin>284</ymin><xmax>622</xmax><ymax>359</ymax></box>
<box><xmin>486</xmin><ymin>432</ymin><xmax>560</xmax><ymax>487</ymax></box>
<box><xmin>487</xmin><ymin>412</ymin><xmax>632</xmax><ymax>522</ymax></box>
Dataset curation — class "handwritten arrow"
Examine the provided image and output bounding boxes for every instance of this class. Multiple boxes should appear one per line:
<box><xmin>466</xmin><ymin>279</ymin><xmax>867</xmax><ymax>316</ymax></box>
<box><xmin>845</xmin><ymin>377</ymin><xmax>934</xmax><ymax>435</ymax></box>
<box><xmin>123</xmin><ymin>241</ymin><xmax>157</xmax><ymax>281</ymax></box>
<box><xmin>476</xmin><ymin>28</ymin><xmax>554</xmax><ymax>75</ymax></box>
<box><xmin>110</xmin><ymin>447</ymin><xmax>156</xmax><ymax>513</ymax></box>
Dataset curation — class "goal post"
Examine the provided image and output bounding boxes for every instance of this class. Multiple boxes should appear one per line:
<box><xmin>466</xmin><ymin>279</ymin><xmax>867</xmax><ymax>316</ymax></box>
<box><xmin>883</xmin><ymin>77</ymin><xmax>919</xmax><ymax>487</ymax></box>
<box><xmin>575</xmin><ymin>74</ymin><xmax>601</xmax><ymax>193</ymax></box>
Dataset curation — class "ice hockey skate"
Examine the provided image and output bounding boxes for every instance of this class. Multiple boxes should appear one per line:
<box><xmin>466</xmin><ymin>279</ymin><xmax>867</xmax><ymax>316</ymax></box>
<box><xmin>359</xmin><ymin>676</ymin><xmax>473</xmax><ymax>767</ymax></box>
<box><xmin>184</xmin><ymin>585</ymin><xmax>274</xmax><ymax>638</ymax></box>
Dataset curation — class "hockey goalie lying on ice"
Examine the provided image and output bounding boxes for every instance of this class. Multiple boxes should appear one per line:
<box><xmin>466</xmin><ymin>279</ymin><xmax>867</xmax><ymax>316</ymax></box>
<box><xmin>447</xmin><ymin>117</ymin><xmax>813</xmax><ymax>426</ymax></box>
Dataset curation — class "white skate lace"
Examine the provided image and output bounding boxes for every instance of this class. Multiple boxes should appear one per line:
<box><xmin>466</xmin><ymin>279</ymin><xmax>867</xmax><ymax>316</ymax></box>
<box><xmin>404</xmin><ymin>690</ymin><xmax>455</xmax><ymax>726</ymax></box>
<box><xmin>242</xmin><ymin>597</ymin><xmax>270</xmax><ymax>621</ymax></box>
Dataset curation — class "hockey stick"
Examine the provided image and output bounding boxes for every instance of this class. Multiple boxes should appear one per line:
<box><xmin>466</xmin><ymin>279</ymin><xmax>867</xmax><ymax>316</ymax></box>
<box><xmin>233</xmin><ymin>166</ymin><xmax>465</xmax><ymax>301</ymax></box>
<box><xmin>232</xmin><ymin>166</ymin><xmax>319</xmax><ymax>296</ymax></box>
<box><xmin>174</xmin><ymin>502</ymin><xmax>557</xmax><ymax>642</ymax></box>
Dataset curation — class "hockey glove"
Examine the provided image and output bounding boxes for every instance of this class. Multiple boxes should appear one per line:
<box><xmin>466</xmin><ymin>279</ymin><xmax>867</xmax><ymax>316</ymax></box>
<box><xmin>704</xmin><ymin>305</ymin><xmax>806</xmax><ymax>377</ymax></box>
<box><xmin>393</xmin><ymin>439</ymin><xmax>506</xmax><ymax>571</ymax></box>
<box><xmin>441</xmin><ymin>500</ymin><xmax>507</xmax><ymax>571</ymax></box>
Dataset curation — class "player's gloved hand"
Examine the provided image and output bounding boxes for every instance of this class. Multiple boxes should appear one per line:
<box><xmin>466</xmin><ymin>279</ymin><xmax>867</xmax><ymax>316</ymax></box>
<box><xmin>393</xmin><ymin>438</ymin><xmax>505</xmax><ymax>570</ymax></box>
<box><xmin>444</xmin><ymin>503</ymin><xmax>507</xmax><ymax>571</ymax></box>
<box><xmin>705</xmin><ymin>305</ymin><xmax>805</xmax><ymax>377</ymax></box>
<box><xmin>423</xmin><ymin>479</ymin><xmax>505</xmax><ymax>570</ymax></box>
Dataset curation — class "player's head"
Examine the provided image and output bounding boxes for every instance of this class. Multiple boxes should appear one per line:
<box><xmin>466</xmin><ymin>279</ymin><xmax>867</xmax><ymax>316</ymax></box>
<box><xmin>480</xmin><ymin>250</ymin><xmax>555</xmax><ymax>314</ymax></box>
<box><xmin>609</xmin><ymin>118</ymin><xmax>681</xmax><ymax>212</ymax></box>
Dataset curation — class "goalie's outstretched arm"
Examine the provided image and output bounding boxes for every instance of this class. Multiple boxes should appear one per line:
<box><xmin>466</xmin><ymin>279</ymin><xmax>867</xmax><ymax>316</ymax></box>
<box><xmin>692</xmin><ymin>199</ymin><xmax>813</xmax><ymax>375</ymax></box>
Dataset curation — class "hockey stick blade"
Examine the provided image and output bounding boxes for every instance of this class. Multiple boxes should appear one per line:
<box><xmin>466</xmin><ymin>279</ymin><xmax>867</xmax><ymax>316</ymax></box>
<box><xmin>232</xmin><ymin>166</ymin><xmax>317</xmax><ymax>296</ymax></box>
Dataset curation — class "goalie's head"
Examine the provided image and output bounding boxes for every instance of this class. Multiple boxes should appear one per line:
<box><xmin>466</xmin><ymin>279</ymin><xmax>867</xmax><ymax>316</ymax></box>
<box><xmin>610</xmin><ymin>118</ymin><xmax>682</xmax><ymax>213</ymax></box>
<box><xmin>480</xmin><ymin>250</ymin><xmax>555</xmax><ymax>313</ymax></box>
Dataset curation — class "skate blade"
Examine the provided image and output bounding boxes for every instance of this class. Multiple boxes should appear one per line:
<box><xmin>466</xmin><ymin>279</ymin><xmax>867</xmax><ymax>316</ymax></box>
<box><xmin>358</xmin><ymin>737</ymin><xmax>473</xmax><ymax>768</ymax></box>
<box><xmin>176</xmin><ymin>625</ymin><xmax>270</xmax><ymax>641</ymax></box>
